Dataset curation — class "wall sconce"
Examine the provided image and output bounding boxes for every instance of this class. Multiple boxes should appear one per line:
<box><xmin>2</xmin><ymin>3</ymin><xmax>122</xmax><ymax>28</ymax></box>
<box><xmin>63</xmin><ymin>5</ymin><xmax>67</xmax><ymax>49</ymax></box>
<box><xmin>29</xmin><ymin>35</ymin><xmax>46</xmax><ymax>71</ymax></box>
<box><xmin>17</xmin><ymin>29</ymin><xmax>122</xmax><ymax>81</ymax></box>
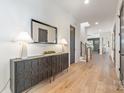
<box><xmin>16</xmin><ymin>31</ymin><xmax>33</xmax><ymax>58</ymax></box>
<box><xmin>60</xmin><ymin>38</ymin><xmax>68</xmax><ymax>52</ymax></box>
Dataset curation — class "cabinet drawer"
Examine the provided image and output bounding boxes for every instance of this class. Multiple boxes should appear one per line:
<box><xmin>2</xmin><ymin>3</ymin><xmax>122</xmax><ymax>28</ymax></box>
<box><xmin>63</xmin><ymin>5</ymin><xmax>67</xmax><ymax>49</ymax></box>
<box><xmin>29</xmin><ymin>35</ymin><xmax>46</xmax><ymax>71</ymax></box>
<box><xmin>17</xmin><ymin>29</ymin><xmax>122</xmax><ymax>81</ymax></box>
<box><xmin>24</xmin><ymin>60</ymin><xmax>32</xmax><ymax>72</ymax></box>
<box><xmin>15</xmin><ymin>75</ymin><xmax>25</xmax><ymax>93</ymax></box>
<box><xmin>31</xmin><ymin>74</ymin><xmax>39</xmax><ymax>86</ymax></box>
<box><xmin>25</xmin><ymin>77</ymin><xmax>31</xmax><ymax>89</ymax></box>
<box><xmin>15</xmin><ymin>62</ymin><xmax>24</xmax><ymax>74</ymax></box>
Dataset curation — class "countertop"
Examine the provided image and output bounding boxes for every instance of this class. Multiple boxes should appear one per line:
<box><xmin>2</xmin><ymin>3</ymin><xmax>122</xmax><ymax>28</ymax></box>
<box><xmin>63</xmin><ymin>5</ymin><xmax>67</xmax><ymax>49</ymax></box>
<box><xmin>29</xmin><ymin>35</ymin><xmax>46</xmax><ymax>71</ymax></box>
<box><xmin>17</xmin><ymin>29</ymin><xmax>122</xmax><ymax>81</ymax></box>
<box><xmin>11</xmin><ymin>52</ymin><xmax>68</xmax><ymax>62</ymax></box>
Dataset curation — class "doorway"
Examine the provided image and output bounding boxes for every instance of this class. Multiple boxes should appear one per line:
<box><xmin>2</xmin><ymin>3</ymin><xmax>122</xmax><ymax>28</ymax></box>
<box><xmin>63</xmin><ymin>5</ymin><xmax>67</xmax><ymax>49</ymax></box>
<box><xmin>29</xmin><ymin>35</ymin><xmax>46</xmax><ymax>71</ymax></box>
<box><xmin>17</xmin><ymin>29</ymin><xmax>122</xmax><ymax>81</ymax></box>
<box><xmin>88</xmin><ymin>38</ymin><xmax>100</xmax><ymax>53</ymax></box>
<box><xmin>113</xmin><ymin>25</ymin><xmax>116</xmax><ymax>66</ymax></box>
<box><xmin>120</xmin><ymin>2</ymin><xmax>124</xmax><ymax>85</ymax></box>
<box><xmin>80</xmin><ymin>42</ymin><xmax>83</xmax><ymax>57</ymax></box>
<box><xmin>70</xmin><ymin>25</ymin><xmax>75</xmax><ymax>64</ymax></box>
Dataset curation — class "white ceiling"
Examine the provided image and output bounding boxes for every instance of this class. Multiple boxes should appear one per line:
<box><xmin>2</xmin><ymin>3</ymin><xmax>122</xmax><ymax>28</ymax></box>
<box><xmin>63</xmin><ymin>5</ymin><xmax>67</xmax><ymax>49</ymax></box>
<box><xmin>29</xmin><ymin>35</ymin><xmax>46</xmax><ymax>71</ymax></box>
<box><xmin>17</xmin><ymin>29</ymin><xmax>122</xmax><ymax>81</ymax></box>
<box><xmin>53</xmin><ymin>0</ymin><xmax>118</xmax><ymax>25</ymax></box>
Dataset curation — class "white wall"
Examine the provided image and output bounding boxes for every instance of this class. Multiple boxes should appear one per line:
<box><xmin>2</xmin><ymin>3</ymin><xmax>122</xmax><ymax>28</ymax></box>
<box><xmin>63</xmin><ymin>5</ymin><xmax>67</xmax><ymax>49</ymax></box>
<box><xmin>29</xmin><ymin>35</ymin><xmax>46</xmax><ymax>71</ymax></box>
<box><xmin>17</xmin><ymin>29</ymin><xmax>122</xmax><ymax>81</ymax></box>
<box><xmin>114</xmin><ymin>0</ymin><xmax>122</xmax><ymax>79</ymax></box>
<box><xmin>80</xmin><ymin>25</ymin><xmax>86</xmax><ymax>43</ymax></box>
<box><xmin>0</xmin><ymin>0</ymin><xmax>80</xmax><ymax>93</ymax></box>
<box><xmin>115</xmin><ymin>16</ymin><xmax>121</xmax><ymax>78</ymax></box>
<box><xmin>87</xmin><ymin>33</ymin><xmax>100</xmax><ymax>39</ymax></box>
<box><xmin>80</xmin><ymin>23</ymin><xmax>90</xmax><ymax>57</ymax></box>
<box><xmin>80</xmin><ymin>23</ymin><xmax>89</xmax><ymax>43</ymax></box>
<box><xmin>101</xmin><ymin>32</ymin><xmax>112</xmax><ymax>54</ymax></box>
<box><xmin>80</xmin><ymin>24</ymin><xmax>86</xmax><ymax>57</ymax></box>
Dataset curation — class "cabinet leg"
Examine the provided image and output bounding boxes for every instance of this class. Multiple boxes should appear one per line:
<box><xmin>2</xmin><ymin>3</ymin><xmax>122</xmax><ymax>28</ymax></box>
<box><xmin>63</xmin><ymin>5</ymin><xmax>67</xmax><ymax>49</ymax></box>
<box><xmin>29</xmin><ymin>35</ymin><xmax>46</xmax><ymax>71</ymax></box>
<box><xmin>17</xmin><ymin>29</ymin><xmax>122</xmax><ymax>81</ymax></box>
<box><xmin>53</xmin><ymin>75</ymin><xmax>55</xmax><ymax>81</ymax></box>
<box><xmin>50</xmin><ymin>77</ymin><xmax>52</xmax><ymax>83</ymax></box>
<box><xmin>67</xmin><ymin>68</ymin><xmax>69</xmax><ymax>72</ymax></box>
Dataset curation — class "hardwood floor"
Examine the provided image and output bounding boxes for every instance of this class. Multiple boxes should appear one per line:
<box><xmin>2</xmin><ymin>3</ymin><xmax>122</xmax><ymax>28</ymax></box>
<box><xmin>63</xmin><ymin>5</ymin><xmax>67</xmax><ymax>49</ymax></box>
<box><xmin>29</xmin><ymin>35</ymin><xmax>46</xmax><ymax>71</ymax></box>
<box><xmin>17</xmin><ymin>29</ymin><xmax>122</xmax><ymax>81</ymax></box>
<box><xmin>25</xmin><ymin>54</ymin><xmax>124</xmax><ymax>93</ymax></box>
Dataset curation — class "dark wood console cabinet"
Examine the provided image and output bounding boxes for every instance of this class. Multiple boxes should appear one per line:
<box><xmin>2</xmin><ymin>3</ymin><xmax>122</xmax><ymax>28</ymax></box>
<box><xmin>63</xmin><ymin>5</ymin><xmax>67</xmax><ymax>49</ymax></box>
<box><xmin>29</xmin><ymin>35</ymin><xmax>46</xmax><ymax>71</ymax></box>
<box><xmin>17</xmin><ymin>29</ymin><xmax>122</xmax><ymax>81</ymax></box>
<box><xmin>10</xmin><ymin>53</ymin><xmax>69</xmax><ymax>93</ymax></box>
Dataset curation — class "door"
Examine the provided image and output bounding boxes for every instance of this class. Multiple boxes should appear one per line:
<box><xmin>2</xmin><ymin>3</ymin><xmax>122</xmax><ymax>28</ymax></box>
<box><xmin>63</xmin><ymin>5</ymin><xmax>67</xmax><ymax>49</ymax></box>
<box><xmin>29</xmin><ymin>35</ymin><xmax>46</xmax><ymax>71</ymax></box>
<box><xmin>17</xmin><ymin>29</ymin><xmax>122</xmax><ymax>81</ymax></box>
<box><xmin>80</xmin><ymin>42</ymin><xmax>83</xmax><ymax>56</ymax></box>
<box><xmin>70</xmin><ymin>25</ymin><xmax>75</xmax><ymax>64</ymax></box>
<box><xmin>113</xmin><ymin>25</ymin><xmax>116</xmax><ymax>66</ymax></box>
<box><xmin>120</xmin><ymin>2</ymin><xmax>124</xmax><ymax>85</ymax></box>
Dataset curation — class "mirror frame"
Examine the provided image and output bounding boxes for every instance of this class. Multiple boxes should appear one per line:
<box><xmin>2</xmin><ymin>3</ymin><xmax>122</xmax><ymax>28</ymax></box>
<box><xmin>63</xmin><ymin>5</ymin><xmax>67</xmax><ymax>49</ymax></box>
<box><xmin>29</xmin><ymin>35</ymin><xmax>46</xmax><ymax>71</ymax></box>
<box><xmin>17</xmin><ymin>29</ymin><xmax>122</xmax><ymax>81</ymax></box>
<box><xmin>31</xmin><ymin>19</ymin><xmax>57</xmax><ymax>44</ymax></box>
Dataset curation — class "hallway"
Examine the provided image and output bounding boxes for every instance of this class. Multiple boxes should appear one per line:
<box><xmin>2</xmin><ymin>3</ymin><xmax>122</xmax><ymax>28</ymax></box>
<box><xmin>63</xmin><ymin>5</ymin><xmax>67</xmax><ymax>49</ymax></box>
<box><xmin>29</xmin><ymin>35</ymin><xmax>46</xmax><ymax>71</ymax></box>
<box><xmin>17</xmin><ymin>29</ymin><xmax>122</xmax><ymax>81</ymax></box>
<box><xmin>25</xmin><ymin>54</ymin><xmax>124</xmax><ymax>93</ymax></box>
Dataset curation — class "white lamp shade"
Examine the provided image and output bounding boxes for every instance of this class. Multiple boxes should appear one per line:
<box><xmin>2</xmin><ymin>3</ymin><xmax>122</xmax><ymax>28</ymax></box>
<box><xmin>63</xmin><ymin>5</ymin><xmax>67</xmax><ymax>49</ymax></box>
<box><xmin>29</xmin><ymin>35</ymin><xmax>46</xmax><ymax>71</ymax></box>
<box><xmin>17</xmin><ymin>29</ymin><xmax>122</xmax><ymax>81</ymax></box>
<box><xmin>61</xmin><ymin>38</ymin><xmax>68</xmax><ymax>45</ymax></box>
<box><xmin>16</xmin><ymin>32</ymin><xmax>33</xmax><ymax>42</ymax></box>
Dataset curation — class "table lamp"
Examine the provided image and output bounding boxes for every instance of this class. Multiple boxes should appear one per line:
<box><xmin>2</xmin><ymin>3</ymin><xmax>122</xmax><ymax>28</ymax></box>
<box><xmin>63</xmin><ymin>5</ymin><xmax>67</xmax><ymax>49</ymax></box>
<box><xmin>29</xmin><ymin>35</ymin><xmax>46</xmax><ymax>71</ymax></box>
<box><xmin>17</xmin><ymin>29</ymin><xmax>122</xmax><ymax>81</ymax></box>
<box><xmin>61</xmin><ymin>38</ymin><xmax>68</xmax><ymax>52</ymax></box>
<box><xmin>16</xmin><ymin>31</ymin><xmax>33</xmax><ymax>58</ymax></box>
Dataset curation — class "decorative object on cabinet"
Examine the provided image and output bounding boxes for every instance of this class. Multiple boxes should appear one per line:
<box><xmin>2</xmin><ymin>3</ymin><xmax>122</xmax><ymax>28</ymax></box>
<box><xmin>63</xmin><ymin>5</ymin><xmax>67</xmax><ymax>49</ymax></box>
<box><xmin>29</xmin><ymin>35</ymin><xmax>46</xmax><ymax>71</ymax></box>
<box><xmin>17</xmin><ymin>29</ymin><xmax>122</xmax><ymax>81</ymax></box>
<box><xmin>31</xmin><ymin>19</ymin><xmax>57</xmax><ymax>44</ymax></box>
<box><xmin>10</xmin><ymin>53</ymin><xmax>69</xmax><ymax>93</ymax></box>
<box><xmin>16</xmin><ymin>31</ymin><xmax>33</xmax><ymax>58</ymax></box>
<box><xmin>60</xmin><ymin>38</ymin><xmax>68</xmax><ymax>52</ymax></box>
<box><xmin>43</xmin><ymin>51</ymin><xmax>56</xmax><ymax>55</ymax></box>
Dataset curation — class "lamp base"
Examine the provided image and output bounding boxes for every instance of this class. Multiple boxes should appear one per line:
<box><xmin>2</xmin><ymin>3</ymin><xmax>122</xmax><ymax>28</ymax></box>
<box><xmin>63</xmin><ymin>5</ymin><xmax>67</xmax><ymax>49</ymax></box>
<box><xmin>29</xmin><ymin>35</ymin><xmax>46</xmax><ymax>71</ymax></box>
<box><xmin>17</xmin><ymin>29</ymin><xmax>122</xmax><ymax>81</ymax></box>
<box><xmin>62</xmin><ymin>44</ymin><xmax>65</xmax><ymax>52</ymax></box>
<box><xmin>19</xmin><ymin>42</ymin><xmax>28</xmax><ymax>58</ymax></box>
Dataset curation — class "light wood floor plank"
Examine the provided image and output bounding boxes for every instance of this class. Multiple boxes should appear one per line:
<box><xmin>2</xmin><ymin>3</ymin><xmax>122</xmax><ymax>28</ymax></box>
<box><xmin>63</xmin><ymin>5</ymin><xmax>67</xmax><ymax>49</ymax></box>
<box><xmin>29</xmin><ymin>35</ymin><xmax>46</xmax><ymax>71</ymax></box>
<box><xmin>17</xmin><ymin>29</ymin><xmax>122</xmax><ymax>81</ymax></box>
<box><xmin>24</xmin><ymin>54</ymin><xmax>124</xmax><ymax>93</ymax></box>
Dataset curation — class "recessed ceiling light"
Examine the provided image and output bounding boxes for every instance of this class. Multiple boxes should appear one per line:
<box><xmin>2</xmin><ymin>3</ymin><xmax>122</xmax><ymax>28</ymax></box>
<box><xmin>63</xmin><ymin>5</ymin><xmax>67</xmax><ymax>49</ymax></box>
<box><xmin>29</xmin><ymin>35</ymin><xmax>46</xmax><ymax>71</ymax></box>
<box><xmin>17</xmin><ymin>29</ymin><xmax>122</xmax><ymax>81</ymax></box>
<box><xmin>84</xmin><ymin>0</ymin><xmax>90</xmax><ymax>4</ymax></box>
<box><xmin>95</xmin><ymin>22</ymin><xmax>99</xmax><ymax>25</ymax></box>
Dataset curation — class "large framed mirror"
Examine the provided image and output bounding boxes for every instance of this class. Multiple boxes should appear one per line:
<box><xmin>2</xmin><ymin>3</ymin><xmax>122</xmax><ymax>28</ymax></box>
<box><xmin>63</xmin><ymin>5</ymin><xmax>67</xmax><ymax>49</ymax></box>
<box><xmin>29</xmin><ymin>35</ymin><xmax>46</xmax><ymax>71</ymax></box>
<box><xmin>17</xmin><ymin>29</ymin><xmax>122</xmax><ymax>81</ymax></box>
<box><xmin>31</xmin><ymin>19</ymin><xmax>57</xmax><ymax>44</ymax></box>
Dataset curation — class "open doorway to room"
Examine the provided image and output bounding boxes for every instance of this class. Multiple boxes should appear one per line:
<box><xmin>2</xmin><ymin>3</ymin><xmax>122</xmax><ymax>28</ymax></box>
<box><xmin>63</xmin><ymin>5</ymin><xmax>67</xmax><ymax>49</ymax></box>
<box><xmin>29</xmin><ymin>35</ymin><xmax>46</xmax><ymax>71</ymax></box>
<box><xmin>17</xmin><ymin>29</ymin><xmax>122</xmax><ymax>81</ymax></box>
<box><xmin>80</xmin><ymin>42</ymin><xmax>83</xmax><ymax>57</ymax></box>
<box><xmin>88</xmin><ymin>38</ymin><xmax>100</xmax><ymax>53</ymax></box>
